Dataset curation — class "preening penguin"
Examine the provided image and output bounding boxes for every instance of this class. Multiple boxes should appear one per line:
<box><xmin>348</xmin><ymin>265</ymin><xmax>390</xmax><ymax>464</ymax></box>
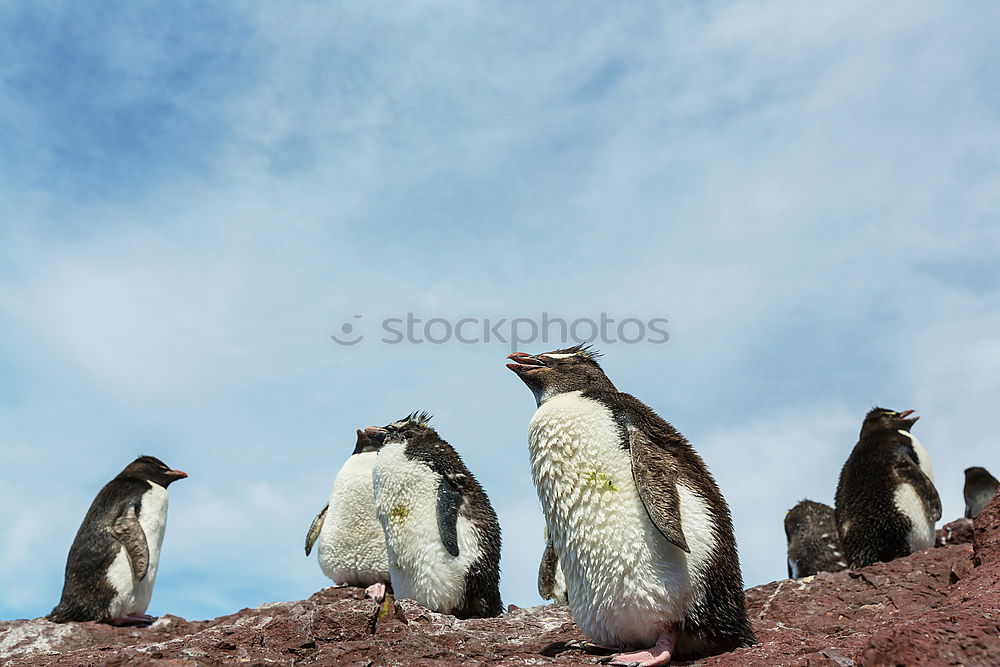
<box><xmin>48</xmin><ymin>456</ymin><xmax>187</xmax><ymax>625</ymax></box>
<box><xmin>507</xmin><ymin>346</ymin><xmax>755</xmax><ymax>666</ymax></box>
<box><xmin>305</xmin><ymin>427</ymin><xmax>390</xmax><ymax>598</ymax></box>
<box><xmin>370</xmin><ymin>412</ymin><xmax>503</xmax><ymax>618</ymax></box>
<box><xmin>784</xmin><ymin>500</ymin><xmax>846</xmax><ymax>579</ymax></box>
<box><xmin>835</xmin><ymin>408</ymin><xmax>941</xmax><ymax>569</ymax></box>
<box><xmin>964</xmin><ymin>466</ymin><xmax>999</xmax><ymax>519</ymax></box>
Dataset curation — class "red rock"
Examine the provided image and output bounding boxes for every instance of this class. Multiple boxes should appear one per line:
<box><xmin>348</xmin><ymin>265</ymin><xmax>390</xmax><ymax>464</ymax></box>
<box><xmin>935</xmin><ymin>517</ymin><xmax>974</xmax><ymax>547</ymax></box>
<box><xmin>4</xmin><ymin>500</ymin><xmax>1000</xmax><ymax>666</ymax></box>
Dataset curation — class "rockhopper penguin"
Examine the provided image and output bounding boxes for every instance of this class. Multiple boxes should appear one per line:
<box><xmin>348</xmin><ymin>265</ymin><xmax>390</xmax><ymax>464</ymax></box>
<box><xmin>305</xmin><ymin>427</ymin><xmax>390</xmax><ymax>599</ymax></box>
<box><xmin>964</xmin><ymin>466</ymin><xmax>999</xmax><ymax>519</ymax></box>
<box><xmin>370</xmin><ymin>412</ymin><xmax>503</xmax><ymax>618</ymax></box>
<box><xmin>784</xmin><ymin>500</ymin><xmax>847</xmax><ymax>578</ymax></box>
<box><xmin>507</xmin><ymin>346</ymin><xmax>756</xmax><ymax>666</ymax></box>
<box><xmin>48</xmin><ymin>456</ymin><xmax>187</xmax><ymax>624</ymax></box>
<box><xmin>835</xmin><ymin>407</ymin><xmax>941</xmax><ymax>568</ymax></box>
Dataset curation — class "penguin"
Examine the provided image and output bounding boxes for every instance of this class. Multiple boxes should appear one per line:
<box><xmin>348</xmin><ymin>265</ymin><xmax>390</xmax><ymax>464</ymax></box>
<box><xmin>507</xmin><ymin>346</ymin><xmax>755</xmax><ymax>666</ymax></box>
<box><xmin>305</xmin><ymin>427</ymin><xmax>391</xmax><ymax>599</ymax></box>
<box><xmin>538</xmin><ymin>525</ymin><xmax>568</xmax><ymax>605</ymax></box>
<box><xmin>784</xmin><ymin>500</ymin><xmax>847</xmax><ymax>579</ymax></box>
<box><xmin>369</xmin><ymin>412</ymin><xmax>503</xmax><ymax>619</ymax></box>
<box><xmin>964</xmin><ymin>466</ymin><xmax>999</xmax><ymax>519</ymax></box>
<box><xmin>47</xmin><ymin>456</ymin><xmax>187</xmax><ymax>625</ymax></box>
<box><xmin>834</xmin><ymin>407</ymin><xmax>941</xmax><ymax>569</ymax></box>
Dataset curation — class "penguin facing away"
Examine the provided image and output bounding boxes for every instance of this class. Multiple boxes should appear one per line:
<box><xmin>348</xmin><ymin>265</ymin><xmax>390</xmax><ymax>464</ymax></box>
<box><xmin>48</xmin><ymin>456</ymin><xmax>187</xmax><ymax>625</ymax></box>
<box><xmin>964</xmin><ymin>466</ymin><xmax>999</xmax><ymax>519</ymax></box>
<box><xmin>305</xmin><ymin>427</ymin><xmax>390</xmax><ymax>599</ymax></box>
<box><xmin>784</xmin><ymin>500</ymin><xmax>847</xmax><ymax>579</ymax></box>
<box><xmin>835</xmin><ymin>407</ymin><xmax>941</xmax><ymax>569</ymax></box>
<box><xmin>370</xmin><ymin>412</ymin><xmax>503</xmax><ymax>619</ymax></box>
<box><xmin>507</xmin><ymin>346</ymin><xmax>755</xmax><ymax>666</ymax></box>
<box><xmin>538</xmin><ymin>525</ymin><xmax>568</xmax><ymax>605</ymax></box>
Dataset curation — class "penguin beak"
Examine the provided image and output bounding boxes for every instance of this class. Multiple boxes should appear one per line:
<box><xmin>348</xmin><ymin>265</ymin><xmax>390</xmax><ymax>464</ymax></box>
<box><xmin>362</xmin><ymin>426</ymin><xmax>388</xmax><ymax>445</ymax></box>
<box><xmin>897</xmin><ymin>409</ymin><xmax>920</xmax><ymax>428</ymax></box>
<box><xmin>167</xmin><ymin>469</ymin><xmax>188</xmax><ymax>480</ymax></box>
<box><xmin>506</xmin><ymin>352</ymin><xmax>546</xmax><ymax>373</ymax></box>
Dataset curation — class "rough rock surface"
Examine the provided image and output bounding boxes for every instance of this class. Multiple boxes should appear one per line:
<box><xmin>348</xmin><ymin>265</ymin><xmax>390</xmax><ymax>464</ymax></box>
<box><xmin>4</xmin><ymin>500</ymin><xmax>1000</xmax><ymax>666</ymax></box>
<box><xmin>935</xmin><ymin>517</ymin><xmax>974</xmax><ymax>547</ymax></box>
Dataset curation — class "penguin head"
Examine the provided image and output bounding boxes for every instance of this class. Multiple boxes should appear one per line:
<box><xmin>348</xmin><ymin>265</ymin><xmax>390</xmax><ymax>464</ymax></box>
<box><xmin>860</xmin><ymin>407</ymin><xmax>919</xmax><ymax>437</ymax></box>
<box><xmin>121</xmin><ymin>455</ymin><xmax>188</xmax><ymax>487</ymax></box>
<box><xmin>783</xmin><ymin>500</ymin><xmax>832</xmax><ymax>541</ymax></box>
<box><xmin>506</xmin><ymin>345</ymin><xmax>615</xmax><ymax>405</ymax></box>
<box><xmin>965</xmin><ymin>467</ymin><xmax>997</xmax><ymax>485</ymax></box>
<box><xmin>380</xmin><ymin>411</ymin><xmax>438</xmax><ymax>448</ymax></box>
<box><xmin>353</xmin><ymin>427</ymin><xmax>387</xmax><ymax>455</ymax></box>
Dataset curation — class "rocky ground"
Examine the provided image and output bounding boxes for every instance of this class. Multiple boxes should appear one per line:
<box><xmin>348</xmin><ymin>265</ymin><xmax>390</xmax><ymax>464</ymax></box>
<box><xmin>1</xmin><ymin>504</ymin><xmax>996</xmax><ymax>666</ymax></box>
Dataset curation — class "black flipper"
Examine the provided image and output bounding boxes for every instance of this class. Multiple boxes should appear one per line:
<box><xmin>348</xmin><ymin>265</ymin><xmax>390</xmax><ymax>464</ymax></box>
<box><xmin>110</xmin><ymin>504</ymin><xmax>149</xmax><ymax>581</ymax></box>
<box><xmin>305</xmin><ymin>504</ymin><xmax>328</xmax><ymax>556</ymax></box>
<box><xmin>437</xmin><ymin>475</ymin><xmax>462</xmax><ymax>557</ymax></box>
<box><xmin>538</xmin><ymin>535</ymin><xmax>560</xmax><ymax>599</ymax></box>
<box><xmin>895</xmin><ymin>445</ymin><xmax>942</xmax><ymax>522</ymax></box>
<box><xmin>629</xmin><ymin>425</ymin><xmax>690</xmax><ymax>553</ymax></box>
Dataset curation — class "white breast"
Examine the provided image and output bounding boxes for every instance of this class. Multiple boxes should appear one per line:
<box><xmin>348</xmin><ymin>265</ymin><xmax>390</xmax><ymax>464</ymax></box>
<box><xmin>899</xmin><ymin>430</ymin><xmax>935</xmax><ymax>482</ymax></box>
<box><xmin>894</xmin><ymin>482</ymin><xmax>935</xmax><ymax>552</ymax></box>
<box><xmin>106</xmin><ymin>483</ymin><xmax>169</xmax><ymax>619</ymax></box>
<box><xmin>371</xmin><ymin>443</ymin><xmax>481</xmax><ymax>614</ymax></box>
<box><xmin>896</xmin><ymin>430</ymin><xmax>937</xmax><ymax>550</ymax></box>
<box><xmin>317</xmin><ymin>452</ymin><xmax>390</xmax><ymax>586</ymax></box>
<box><xmin>527</xmin><ymin>391</ymin><xmax>716</xmax><ymax>648</ymax></box>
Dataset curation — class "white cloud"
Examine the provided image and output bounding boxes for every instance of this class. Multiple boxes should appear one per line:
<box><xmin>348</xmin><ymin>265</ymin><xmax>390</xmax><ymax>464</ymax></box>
<box><xmin>1</xmin><ymin>0</ymin><xmax>998</xmax><ymax>620</ymax></box>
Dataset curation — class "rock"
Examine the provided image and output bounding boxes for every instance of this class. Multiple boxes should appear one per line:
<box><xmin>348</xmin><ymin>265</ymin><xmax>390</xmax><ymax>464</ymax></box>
<box><xmin>0</xmin><ymin>588</ymin><xmax>585</xmax><ymax>666</ymax></box>
<box><xmin>935</xmin><ymin>517</ymin><xmax>974</xmax><ymax>546</ymax></box>
<box><xmin>4</xmin><ymin>502</ymin><xmax>1000</xmax><ymax>665</ymax></box>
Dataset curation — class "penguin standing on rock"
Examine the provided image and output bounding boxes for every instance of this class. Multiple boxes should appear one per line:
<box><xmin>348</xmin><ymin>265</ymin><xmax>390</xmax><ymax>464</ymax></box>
<box><xmin>784</xmin><ymin>500</ymin><xmax>847</xmax><ymax>579</ymax></box>
<box><xmin>507</xmin><ymin>346</ymin><xmax>755</xmax><ymax>666</ymax></box>
<box><xmin>305</xmin><ymin>427</ymin><xmax>390</xmax><ymax>599</ymax></box>
<box><xmin>964</xmin><ymin>466</ymin><xmax>999</xmax><ymax>519</ymax></box>
<box><xmin>835</xmin><ymin>408</ymin><xmax>941</xmax><ymax>569</ymax></box>
<box><xmin>48</xmin><ymin>456</ymin><xmax>187</xmax><ymax>625</ymax></box>
<box><xmin>370</xmin><ymin>412</ymin><xmax>503</xmax><ymax>618</ymax></box>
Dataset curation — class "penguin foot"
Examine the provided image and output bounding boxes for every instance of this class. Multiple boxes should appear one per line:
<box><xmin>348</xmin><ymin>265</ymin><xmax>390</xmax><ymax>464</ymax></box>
<box><xmin>108</xmin><ymin>613</ymin><xmax>155</xmax><ymax>627</ymax></box>
<box><xmin>364</xmin><ymin>582</ymin><xmax>387</xmax><ymax>602</ymax></box>
<box><xmin>602</xmin><ymin>628</ymin><xmax>677</xmax><ymax>667</ymax></box>
<box><xmin>566</xmin><ymin>639</ymin><xmax>618</xmax><ymax>654</ymax></box>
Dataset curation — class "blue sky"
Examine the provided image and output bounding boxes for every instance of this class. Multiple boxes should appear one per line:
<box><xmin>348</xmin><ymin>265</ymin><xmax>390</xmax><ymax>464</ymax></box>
<box><xmin>2</xmin><ymin>1</ymin><xmax>999</xmax><ymax>621</ymax></box>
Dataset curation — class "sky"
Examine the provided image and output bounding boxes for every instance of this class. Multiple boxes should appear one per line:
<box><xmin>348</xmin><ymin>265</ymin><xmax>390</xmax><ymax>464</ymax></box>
<box><xmin>1</xmin><ymin>1</ymin><xmax>999</xmax><ymax>622</ymax></box>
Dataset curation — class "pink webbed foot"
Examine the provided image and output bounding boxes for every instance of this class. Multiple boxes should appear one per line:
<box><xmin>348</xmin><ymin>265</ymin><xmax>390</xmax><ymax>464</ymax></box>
<box><xmin>364</xmin><ymin>582</ymin><xmax>387</xmax><ymax>602</ymax></box>
<box><xmin>603</xmin><ymin>626</ymin><xmax>677</xmax><ymax>667</ymax></box>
